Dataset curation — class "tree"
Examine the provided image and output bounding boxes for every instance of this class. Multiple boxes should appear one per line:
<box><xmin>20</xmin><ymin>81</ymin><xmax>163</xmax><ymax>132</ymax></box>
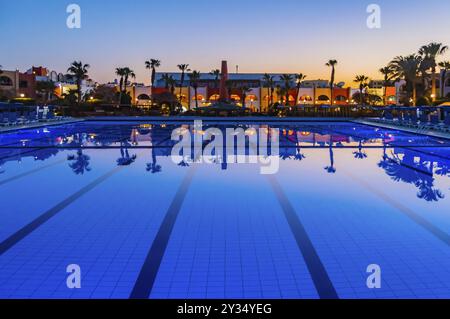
<box><xmin>210</xmin><ymin>69</ymin><xmax>220</xmax><ymax>88</ymax></box>
<box><xmin>92</xmin><ymin>84</ymin><xmax>117</xmax><ymax>103</ymax></box>
<box><xmin>389</xmin><ymin>55</ymin><xmax>422</xmax><ymax>106</ymax></box>
<box><xmin>145</xmin><ymin>59</ymin><xmax>161</xmax><ymax>87</ymax></box>
<box><xmin>36</xmin><ymin>81</ymin><xmax>56</xmax><ymax>103</ymax></box>
<box><xmin>188</xmin><ymin>71</ymin><xmax>201</xmax><ymax>108</ymax></box>
<box><xmin>161</xmin><ymin>73</ymin><xmax>171</xmax><ymax>89</ymax></box>
<box><xmin>67</xmin><ymin>61</ymin><xmax>89</xmax><ymax>104</ymax></box>
<box><xmin>326</xmin><ymin>59</ymin><xmax>338</xmax><ymax>105</ymax></box>
<box><xmin>240</xmin><ymin>86</ymin><xmax>251</xmax><ymax>109</ymax></box>
<box><xmin>353</xmin><ymin>75</ymin><xmax>369</xmax><ymax>106</ymax></box>
<box><xmin>379</xmin><ymin>66</ymin><xmax>392</xmax><ymax>105</ymax></box>
<box><xmin>280</xmin><ymin>74</ymin><xmax>293</xmax><ymax>106</ymax></box>
<box><xmin>294</xmin><ymin>73</ymin><xmax>307</xmax><ymax>104</ymax></box>
<box><xmin>262</xmin><ymin>73</ymin><xmax>275</xmax><ymax>107</ymax></box>
<box><xmin>177</xmin><ymin>64</ymin><xmax>190</xmax><ymax>103</ymax></box>
<box><xmin>0</xmin><ymin>64</ymin><xmax>2</xmax><ymax>75</ymax></box>
<box><xmin>438</xmin><ymin>61</ymin><xmax>450</xmax><ymax>98</ymax></box>
<box><xmin>122</xmin><ymin>67</ymin><xmax>136</xmax><ymax>104</ymax></box>
<box><xmin>419</xmin><ymin>42</ymin><xmax>448</xmax><ymax>101</ymax></box>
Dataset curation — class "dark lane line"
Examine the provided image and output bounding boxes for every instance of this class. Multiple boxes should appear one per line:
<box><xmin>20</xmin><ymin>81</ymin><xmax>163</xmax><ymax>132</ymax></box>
<box><xmin>0</xmin><ymin>159</ymin><xmax>66</xmax><ymax>187</ymax></box>
<box><xmin>267</xmin><ymin>175</ymin><xmax>339</xmax><ymax>299</ymax></box>
<box><xmin>130</xmin><ymin>166</ymin><xmax>196</xmax><ymax>299</ymax></box>
<box><xmin>0</xmin><ymin>166</ymin><xmax>124</xmax><ymax>256</ymax></box>
<box><xmin>343</xmin><ymin>169</ymin><xmax>450</xmax><ymax>247</ymax></box>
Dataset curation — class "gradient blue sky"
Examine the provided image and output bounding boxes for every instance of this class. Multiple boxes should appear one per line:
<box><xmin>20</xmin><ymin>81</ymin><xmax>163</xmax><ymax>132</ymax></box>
<box><xmin>1</xmin><ymin>0</ymin><xmax>450</xmax><ymax>86</ymax></box>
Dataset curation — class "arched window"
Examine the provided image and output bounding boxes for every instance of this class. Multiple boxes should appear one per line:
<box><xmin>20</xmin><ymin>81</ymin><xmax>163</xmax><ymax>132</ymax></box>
<box><xmin>335</xmin><ymin>95</ymin><xmax>347</xmax><ymax>102</ymax></box>
<box><xmin>137</xmin><ymin>94</ymin><xmax>150</xmax><ymax>100</ymax></box>
<box><xmin>0</xmin><ymin>76</ymin><xmax>13</xmax><ymax>86</ymax></box>
<box><xmin>299</xmin><ymin>95</ymin><xmax>312</xmax><ymax>102</ymax></box>
<box><xmin>317</xmin><ymin>95</ymin><xmax>330</xmax><ymax>101</ymax></box>
<box><xmin>246</xmin><ymin>94</ymin><xmax>258</xmax><ymax>102</ymax></box>
<box><xmin>209</xmin><ymin>94</ymin><xmax>220</xmax><ymax>102</ymax></box>
<box><xmin>387</xmin><ymin>95</ymin><xmax>396</xmax><ymax>103</ymax></box>
<box><xmin>230</xmin><ymin>94</ymin><xmax>241</xmax><ymax>101</ymax></box>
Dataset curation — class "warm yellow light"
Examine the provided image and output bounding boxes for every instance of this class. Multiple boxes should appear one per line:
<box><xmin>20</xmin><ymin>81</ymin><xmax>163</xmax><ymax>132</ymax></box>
<box><xmin>20</xmin><ymin>93</ymin><xmax>25</xmax><ymax>98</ymax></box>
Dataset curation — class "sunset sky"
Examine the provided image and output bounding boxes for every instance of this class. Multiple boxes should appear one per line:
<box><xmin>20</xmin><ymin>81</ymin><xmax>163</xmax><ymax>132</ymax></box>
<box><xmin>1</xmin><ymin>0</ymin><xmax>450</xmax><ymax>87</ymax></box>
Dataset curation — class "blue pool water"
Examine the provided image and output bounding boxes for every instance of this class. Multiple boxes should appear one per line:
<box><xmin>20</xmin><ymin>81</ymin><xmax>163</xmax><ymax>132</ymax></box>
<box><xmin>0</xmin><ymin>120</ymin><xmax>449</xmax><ymax>299</ymax></box>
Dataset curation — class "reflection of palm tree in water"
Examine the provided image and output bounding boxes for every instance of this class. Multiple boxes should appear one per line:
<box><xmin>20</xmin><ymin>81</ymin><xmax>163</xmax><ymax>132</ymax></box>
<box><xmin>353</xmin><ymin>140</ymin><xmax>367</xmax><ymax>159</ymax></box>
<box><xmin>324</xmin><ymin>136</ymin><xmax>336</xmax><ymax>174</ymax></box>
<box><xmin>68</xmin><ymin>149</ymin><xmax>91</xmax><ymax>175</ymax></box>
<box><xmin>294</xmin><ymin>132</ymin><xmax>306</xmax><ymax>161</ymax></box>
<box><xmin>117</xmin><ymin>141</ymin><xmax>137</xmax><ymax>166</ymax></box>
<box><xmin>146</xmin><ymin>147</ymin><xmax>162</xmax><ymax>173</ymax></box>
<box><xmin>379</xmin><ymin>148</ymin><xmax>445</xmax><ymax>202</ymax></box>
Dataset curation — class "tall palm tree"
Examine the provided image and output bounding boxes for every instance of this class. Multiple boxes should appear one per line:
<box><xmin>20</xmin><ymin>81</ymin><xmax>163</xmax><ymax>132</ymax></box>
<box><xmin>280</xmin><ymin>74</ymin><xmax>293</xmax><ymax>106</ymax></box>
<box><xmin>438</xmin><ymin>61</ymin><xmax>450</xmax><ymax>98</ymax></box>
<box><xmin>115</xmin><ymin>67</ymin><xmax>125</xmax><ymax>104</ymax></box>
<box><xmin>210</xmin><ymin>69</ymin><xmax>220</xmax><ymax>88</ymax></box>
<box><xmin>379</xmin><ymin>66</ymin><xmax>392</xmax><ymax>105</ymax></box>
<box><xmin>67</xmin><ymin>61</ymin><xmax>90</xmax><ymax>104</ymax></box>
<box><xmin>419</xmin><ymin>42</ymin><xmax>448</xmax><ymax>101</ymax></box>
<box><xmin>0</xmin><ymin>65</ymin><xmax>3</xmax><ymax>75</ymax></box>
<box><xmin>225</xmin><ymin>80</ymin><xmax>235</xmax><ymax>98</ymax></box>
<box><xmin>188</xmin><ymin>71</ymin><xmax>201</xmax><ymax>108</ymax></box>
<box><xmin>168</xmin><ymin>76</ymin><xmax>177</xmax><ymax>95</ymax></box>
<box><xmin>122</xmin><ymin>67</ymin><xmax>136</xmax><ymax>98</ymax></box>
<box><xmin>326</xmin><ymin>59</ymin><xmax>338</xmax><ymax>105</ymax></box>
<box><xmin>354</xmin><ymin>75</ymin><xmax>369</xmax><ymax>106</ymax></box>
<box><xmin>161</xmin><ymin>73</ymin><xmax>171</xmax><ymax>89</ymax></box>
<box><xmin>262</xmin><ymin>73</ymin><xmax>275</xmax><ymax>107</ymax></box>
<box><xmin>240</xmin><ymin>86</ymin><xmax>252</xmax><ymax>109</ymax></box>
<box><xmin>294</xmin><ymin>73</ymin><xmax>307</xmax><ymax>104</ymax></box>
<box><xmin>389</xmin><ymin>55</ymin><xmax>422</xmax><ymax>106</ymax></box>
<box><xmin>145</xmin><ymin>59</ymin><xmax>161</xmax><ymax>87</ymax></box>
<box><xmin>177</xmin><ymin>64</ymin><xmax>190</xmax><ymax>103</ymax></box>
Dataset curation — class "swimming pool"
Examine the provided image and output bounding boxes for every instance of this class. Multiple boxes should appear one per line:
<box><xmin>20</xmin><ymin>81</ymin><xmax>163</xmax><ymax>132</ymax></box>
<box><xmin>0</xmin><ymin>120</ymin><xmax>449</xmax><ymax>299</ymax></box>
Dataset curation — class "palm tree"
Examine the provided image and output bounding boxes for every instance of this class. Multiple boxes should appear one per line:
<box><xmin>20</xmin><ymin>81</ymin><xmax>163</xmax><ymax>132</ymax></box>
<box><xmin>177</xmin><ymin>64</ymin><xmax>190</xmax><ymax>103</ymax></box>
<box><xmin>326</xmin><ymin>59</ymin><xmax>338</xmax><ymax>105</ymax></box>
<box><xmin>115</xmin><ymin>67</ymin><xmax>125</xmax><ymax>104</ymax></box>
<box><xmin>294</xmin><ymin>73</ymin><xmax>307</xmax><ymax>104</ymax></box>
<box><xmin>145</xmin><ymin>59</ymin><xmax>161</xmax><ymax>88</ymax></box>
<box><xmin>67</xmin><ymin>61</ymin><xmax>90</xmax><ymax>104</ymax></box>
<box><xmin>240</xmin><ymin>86</ymin><xmax>252</xmax><ymax>109</ymax></box>
<box><xmin>262</xmin><ymin>73</ymin><xmax>275</xmax><ymax>107</ymax></box>
<box><xmin>210</xmin><ymin>69</ymin><xmax>220</xmax><ymax>88</ymax></box>
<box><xmin>419</xmin><ymin>42</ymin><xmax>448</xmax><ymax>101</ymax></box>
<box><xmin>280</xmin><ymin>74</ymin><xmax>293</xmax><ymax>106</ymax></box>
<box><xmin>188</xmin><ymin>71</ymin><xmax>201</xmax><ymax>108</ymax></box>
<box><xmin>0</xmin><ymin>65</ymin><xmax>2</xmax><ymax>75</ymax></box>
<box><xmin>225</xmin><ymin>80</ymin><xmax>235</xmax><ymax>98</ymax></box>
<box><xmin>161</xmin><ymin>73</ymin><xmax>171</xmax><ymax>89</ymax></box>
<box><xmin>379</xmin><ymin>66</ymin><xmax>392</xmax><ymax>105</ymax></box>
<box><xmin>353</xmin><ymin>75</ymin><xmax>369</xmax><ymax>106</ymax></box>
<box><xmin>122</xmin><ymin>67</ymin><xmax>136</xmax><ymax>98</ymax></box>
<box><xmin>438</xmin><ymin>61</ymin><xmax>450</xmax><ymax>98</ymax></box>
<box><xmin>167</xmin><ymin>75</ymin><xmax>176</xmax><ymax>95</ymax></box>
<box><xmin>389</xmin><ymin>55</ymin><xmax>422</xmax><ymax>106</ymax></box>
<box><xmin>36</xmin><ymin>81</ymin><xmax>56</xmax><ymax>103</ymax></box>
